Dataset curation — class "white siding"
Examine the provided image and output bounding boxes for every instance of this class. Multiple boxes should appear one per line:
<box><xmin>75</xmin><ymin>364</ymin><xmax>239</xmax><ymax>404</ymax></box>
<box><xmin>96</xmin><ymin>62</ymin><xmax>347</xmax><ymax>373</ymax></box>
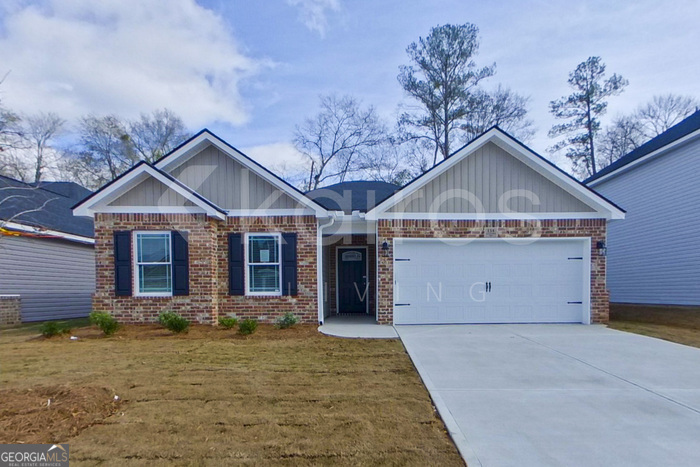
<box><xmin>593</xmin><ymin>137</ymin><xmax>700</xmax><ymax>305</ymax></box>
<box><xmin>0</xmin><ymin>236</ymin><xmax>95</xmax><ymax>321</ymax></box>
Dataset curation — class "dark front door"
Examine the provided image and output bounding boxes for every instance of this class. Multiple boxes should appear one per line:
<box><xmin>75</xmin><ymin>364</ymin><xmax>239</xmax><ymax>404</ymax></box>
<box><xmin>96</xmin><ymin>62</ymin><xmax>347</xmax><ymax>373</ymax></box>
<box><xmin>337</xmin><ymin>248</ymin><xmax>367</xmax><ymax>313</ymax></box>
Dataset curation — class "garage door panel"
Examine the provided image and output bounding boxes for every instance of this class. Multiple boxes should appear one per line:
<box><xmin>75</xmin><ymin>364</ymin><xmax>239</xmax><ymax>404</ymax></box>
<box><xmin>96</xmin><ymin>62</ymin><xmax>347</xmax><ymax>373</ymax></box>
<box><xmin>394</xmin><ymin>239</ymin><xmax>588</xmax><ymax>324</ymax></box>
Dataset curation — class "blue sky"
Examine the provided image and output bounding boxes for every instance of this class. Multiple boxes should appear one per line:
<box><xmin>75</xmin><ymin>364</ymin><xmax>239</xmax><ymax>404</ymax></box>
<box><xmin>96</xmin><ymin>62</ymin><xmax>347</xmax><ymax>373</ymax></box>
<box><xmin>1</xmin><ymin>0</ymin><xmax>698</xmax><ymax>171</ymax></box>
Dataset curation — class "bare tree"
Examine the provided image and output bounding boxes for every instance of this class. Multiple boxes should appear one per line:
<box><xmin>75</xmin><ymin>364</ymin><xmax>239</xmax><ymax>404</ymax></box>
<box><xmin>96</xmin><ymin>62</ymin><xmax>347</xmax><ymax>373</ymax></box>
<box><xmin>597</xmin><ymin>115</ymin><xmax>645</xmax><ymax>167</ymax></box>
<box><xmin>294</xmin><ymin>95</ymin><xmax>387</xmax><ymax>190</ymax></box>
<box><xmin>358</xmin><ymin>139</ymin><xmax>413</xmax><ymax>186</ymax></box>
<box><xmin>0</xmin><ymin>177</ymin><xmax>58</xmax><ymax>243</ymax></box>
<box><xmin>128</xmin><ymin>109</ymin><xmax>190</xmax><ymax>162</ymax></box>
<box><xmin>636</xmin><ymin>94</ymin><xmax>699</xmax><ymax>138</ymax></box>
<box><xmin>20</xmin><ymin>112</ymin><xmax>65</xmax><ymax>182</ymax></box>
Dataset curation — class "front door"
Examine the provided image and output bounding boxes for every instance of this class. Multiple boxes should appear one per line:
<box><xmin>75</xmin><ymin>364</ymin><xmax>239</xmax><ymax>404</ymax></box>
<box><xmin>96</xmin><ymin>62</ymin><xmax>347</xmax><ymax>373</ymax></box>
<box><xmin>337</xmin><ymin>248</ymin><xmax>367</xmax><ymax>313</ymax></box>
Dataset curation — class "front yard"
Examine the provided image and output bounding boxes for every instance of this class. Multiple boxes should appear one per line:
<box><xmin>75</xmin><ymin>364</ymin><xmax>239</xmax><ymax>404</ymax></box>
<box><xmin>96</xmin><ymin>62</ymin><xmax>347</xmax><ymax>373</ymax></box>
<box><xmin>0</xmin><ymin>323</ymin><xmax>463</xmax><ymax>465</ymax></box>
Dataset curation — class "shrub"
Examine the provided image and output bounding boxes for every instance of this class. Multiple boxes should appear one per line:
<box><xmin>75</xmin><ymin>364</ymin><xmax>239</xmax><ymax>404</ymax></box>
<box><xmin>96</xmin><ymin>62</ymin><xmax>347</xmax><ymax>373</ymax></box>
<box><xmin>218</xmin><ymin>316</ymin><xmax>238</xmax><ymax>329</ymax></box>
<box><xmin>158</xmin><ymin>312</ymin><xmax>190</xmax><ymax>333</ymax></box>
<box><xmin>275</xmin><ymin>312</ymin><xmax>299</xmax><ymax>329</ymax></box>
<box><xmin>40</xmin><ymin>321</ymin><xmax>63</xmax><ymax>338</ymax></box>
<box><xmin>90</xmin><ymin>311</ymin><xmax>119</xmax><ymax>336</ymax></box>
<box><xmin>238</xmin><ymin>318</ymin><xmax>258</xmax><ymax>335</ymax></box>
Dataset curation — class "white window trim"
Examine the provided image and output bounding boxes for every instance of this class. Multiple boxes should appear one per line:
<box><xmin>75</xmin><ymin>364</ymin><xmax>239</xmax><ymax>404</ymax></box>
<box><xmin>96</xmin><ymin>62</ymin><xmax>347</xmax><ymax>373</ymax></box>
<box><xmin>133</xmin><ymin>231</ymin><xmax>173</xmax><ymax>297</ymax></box>
<box><xmin>244</xmin><ymin>232</ymin><xmax>283</xmax><ymax>297</ymax></box>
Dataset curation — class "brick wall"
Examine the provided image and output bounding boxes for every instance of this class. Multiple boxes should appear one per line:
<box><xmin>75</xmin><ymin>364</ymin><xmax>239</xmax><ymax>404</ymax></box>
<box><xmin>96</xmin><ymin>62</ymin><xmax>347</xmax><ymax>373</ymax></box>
<box><xmin>93</xmin><ymin>214</ymin><xmax>319</xmax><ymax>324</ymax></box>
<box><xmin>377</xmin><ymin>218</ymin><xmax>609</xmax><ymax>324</ymax></box>
<box><xmin>0</xmin><ymin>295</ymin><xmax>21</xmax><ymax>326</ymax></box>
<box><xmin>217</xmin><ymin>216</ymin><xmax>318</xmax><ymax>323</ymax></box>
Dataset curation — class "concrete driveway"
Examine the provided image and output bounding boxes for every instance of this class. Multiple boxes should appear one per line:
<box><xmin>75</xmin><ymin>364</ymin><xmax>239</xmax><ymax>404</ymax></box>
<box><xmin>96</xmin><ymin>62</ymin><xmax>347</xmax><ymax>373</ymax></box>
<box><xmin>396</xmin><ymin>325</ymin><xmax>700</xmax><ymax>467</ymax></box>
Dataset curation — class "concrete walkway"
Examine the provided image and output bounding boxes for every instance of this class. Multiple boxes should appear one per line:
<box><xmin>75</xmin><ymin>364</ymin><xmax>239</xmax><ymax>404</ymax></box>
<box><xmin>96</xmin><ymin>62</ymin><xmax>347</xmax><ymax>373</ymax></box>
<box><xmin>397</xmin><ymin>324</ymin><xmax>700</xmax><ymax>467</ymax></box>
<box><xmin>318</xmin><ymin>315</ymin><xmax>398</xmax><ymax>338</ymax></box>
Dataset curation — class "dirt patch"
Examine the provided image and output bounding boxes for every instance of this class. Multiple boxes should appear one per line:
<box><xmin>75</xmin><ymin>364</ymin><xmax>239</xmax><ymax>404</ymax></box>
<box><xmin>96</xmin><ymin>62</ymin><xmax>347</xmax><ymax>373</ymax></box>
<box><xmin>0</xmin><ymin>385</ymin><xmax>121</xmax><ymax>444</ymax></box>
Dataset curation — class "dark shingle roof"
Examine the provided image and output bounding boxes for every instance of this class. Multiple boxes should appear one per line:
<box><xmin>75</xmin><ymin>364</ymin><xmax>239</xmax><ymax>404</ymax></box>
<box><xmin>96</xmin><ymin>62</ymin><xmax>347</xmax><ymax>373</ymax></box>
<box><xmin>0</xmin><ymin>175</ymin><xmax>94</xmax><ymax>238</ymax></box>
<box><xmin>306</xmin><ymin>181</ymin><xmax>399</xmax><ymax>213</ymax></box>
<box><xmin>586</xmin><ymin>110</ymin><xmax>700</xmax><ymax>183</ymax></box>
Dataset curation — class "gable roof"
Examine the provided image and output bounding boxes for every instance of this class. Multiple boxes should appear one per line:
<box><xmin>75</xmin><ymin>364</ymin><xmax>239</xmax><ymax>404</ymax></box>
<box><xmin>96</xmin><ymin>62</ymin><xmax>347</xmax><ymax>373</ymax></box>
<box><xmin>1</xmin><ymin>175</ymin><xmax>94</xmax><ymax>239</ymax></box>
<box><xmin>72</xmin><ymin>161</ymin><xmax>227</xmax><ymax>220</ymax></box>
<box><xmin>365</xmin><ymin>126</ymin><xmax>625</xmax><ymax>220</ymax></box>
<box><xmin>306</xmin><ymin>181</ymin><xmax>399</xmax><ymax>213</ymax></box>
<box><xmin>586</xmin><ymin>110</ymin><xmax>700</xmax><ymax>185</ymax></box>
<box><xmin>153</xmin><ymin>129</ymin><xmax>328</xmax><ymax>216</ymax></box>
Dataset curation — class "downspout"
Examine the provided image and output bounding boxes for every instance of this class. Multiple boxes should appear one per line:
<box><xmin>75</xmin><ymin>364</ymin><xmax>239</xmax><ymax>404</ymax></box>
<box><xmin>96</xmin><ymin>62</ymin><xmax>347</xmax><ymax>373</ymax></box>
<box><xmin>317</xmin><ymin>213</ymin><xmax>336</xmax><ymax>324</ymax></box>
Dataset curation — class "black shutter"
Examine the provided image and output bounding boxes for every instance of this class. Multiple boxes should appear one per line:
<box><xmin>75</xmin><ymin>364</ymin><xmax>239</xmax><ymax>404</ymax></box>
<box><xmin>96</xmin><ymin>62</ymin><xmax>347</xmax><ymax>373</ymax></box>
<box><xmin>114</xmin><ymin>231</ymin><xmax>132</xmax><ymax>296</ymax></box>
<box><xmin>228</xmin><ymin>233</ymin><xmax>244</xmax><ymax>295</ymax></box>
<box><xmin>171</xmin><ymin>231</ymin><xmax>189</xmax><ymax>296</ymax></box>
<box><xmin>282</xmin><ymin>233</ymin><xmax>298</xmax><ymax>296</ymax></box>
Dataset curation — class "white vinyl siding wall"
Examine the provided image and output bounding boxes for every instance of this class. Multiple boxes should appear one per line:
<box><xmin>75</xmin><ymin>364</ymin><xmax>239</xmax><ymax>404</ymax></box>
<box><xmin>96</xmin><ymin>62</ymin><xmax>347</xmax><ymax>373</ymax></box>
<box><xmin>0</xmin><ymin>235</ymin><xmax>95</xmax><ymax>321</ymax></box>
<box><xmin>593</xmin><ymin>137</ymin><xmax>700</xmax><ymax>305</ymax></box>
<box><xmin>389</xmin><ymin>142</ymin><xmax>595</xmax><ymax>213</ymax></box>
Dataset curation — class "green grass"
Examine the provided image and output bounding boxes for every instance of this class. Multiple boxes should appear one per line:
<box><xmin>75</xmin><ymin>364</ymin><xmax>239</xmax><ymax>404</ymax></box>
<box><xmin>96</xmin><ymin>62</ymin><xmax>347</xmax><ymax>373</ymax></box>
<box><xmin>1</xmin><ymin>317</ymin><xmax>91</xmax><ymax>335</ymax></box>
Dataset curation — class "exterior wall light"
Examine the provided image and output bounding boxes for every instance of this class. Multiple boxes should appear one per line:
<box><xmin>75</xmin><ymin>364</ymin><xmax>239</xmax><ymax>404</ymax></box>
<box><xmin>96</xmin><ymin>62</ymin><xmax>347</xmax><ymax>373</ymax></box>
<box><xmin>597</xmin><ymin>241</ymin><xmax>607</xmax><ymax>257</ymax></box>
<box><xmin>381</xmin><ymin>240</ymin><xmax>389</xmax><ymax>256</ymax></box>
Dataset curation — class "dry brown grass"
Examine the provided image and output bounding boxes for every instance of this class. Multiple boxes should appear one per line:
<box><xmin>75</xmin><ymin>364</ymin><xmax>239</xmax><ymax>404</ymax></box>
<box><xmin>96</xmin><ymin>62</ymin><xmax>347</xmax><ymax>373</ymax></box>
<box><xmin>609</xmin><ymin>303</ymin><xmax>700</xmax><ymax>348</ymax></box>
<box><xmin>0</xmin><ymin>323</ymin><xmax>463</xmax><ymax>466</ymax></box>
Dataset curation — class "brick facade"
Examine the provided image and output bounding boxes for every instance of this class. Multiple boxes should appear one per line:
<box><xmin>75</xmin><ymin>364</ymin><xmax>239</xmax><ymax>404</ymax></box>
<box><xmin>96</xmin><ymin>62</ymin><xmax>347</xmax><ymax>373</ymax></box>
<box><xmin>377</xmin><ymin>218</ymin><xmax>609</xmax><ymax>325</ymax></box>
<box><xmin>0</xmin><ymin>295</ymin><xmax>21</xmax><ymax>326</ymax></box>
<box><xmin>93</xmin><ymin>213</ymin><xmax>318</xmax><ymax>324</ymax></box>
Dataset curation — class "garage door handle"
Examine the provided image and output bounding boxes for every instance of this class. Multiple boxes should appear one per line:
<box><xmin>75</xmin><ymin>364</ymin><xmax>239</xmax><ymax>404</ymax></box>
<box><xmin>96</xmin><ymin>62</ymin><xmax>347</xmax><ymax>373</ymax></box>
<box><xmin>394</xmin><ymin>303</ymin><xmax>411</xmax><ymax>306</ymax></box>
<box><xmin>567</xmin><ymin>301</ymin><xmax>582</xmax><ymax>304</ymax></box>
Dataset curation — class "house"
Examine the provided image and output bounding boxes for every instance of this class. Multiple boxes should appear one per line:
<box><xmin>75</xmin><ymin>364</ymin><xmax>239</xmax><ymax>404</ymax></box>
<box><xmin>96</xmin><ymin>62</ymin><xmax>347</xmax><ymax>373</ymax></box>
<box><xmin>72</xmin><ymin>127</ymin><xmax>624</xmax><ymax>325</ymax></box>
<box><xmin>586</xmin><ymin>110</ymin><xmax>700</xmax><ymax>307</ymax></box>
<box><xmin>0</xmin><ymin>176</ymin><xmax>95</xmax><ymax>324</ymax></box>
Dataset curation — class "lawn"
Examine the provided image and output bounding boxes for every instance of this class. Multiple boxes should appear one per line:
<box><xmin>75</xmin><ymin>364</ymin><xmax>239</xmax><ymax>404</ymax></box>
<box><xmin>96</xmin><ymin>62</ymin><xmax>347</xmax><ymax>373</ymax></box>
<box><xmin>609</xmin><ymin>303</ymin><xmax>700</xmax><ymax>348</ymax></box>
<box><xmin>0</xmin><ymin>322</ymin><xmax>463</xmax><ymax>466</ymax></box>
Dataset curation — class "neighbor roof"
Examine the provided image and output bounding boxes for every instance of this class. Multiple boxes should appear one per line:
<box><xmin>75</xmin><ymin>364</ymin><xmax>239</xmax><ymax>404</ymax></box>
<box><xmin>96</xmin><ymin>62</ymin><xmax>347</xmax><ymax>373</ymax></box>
<box><xmin>0</xmin><ymin>175</ymin><xmax>94</xmax><ymax>238</ymax></box>
<box><xmin>306</xmin><ymin>181</ymin><xmax>399</xmax><ymax>213</ymax></box>
<box><xmin>586</xmin><ymin>110</ymin><xmax>700</xmax><ymax>184</ymax></box>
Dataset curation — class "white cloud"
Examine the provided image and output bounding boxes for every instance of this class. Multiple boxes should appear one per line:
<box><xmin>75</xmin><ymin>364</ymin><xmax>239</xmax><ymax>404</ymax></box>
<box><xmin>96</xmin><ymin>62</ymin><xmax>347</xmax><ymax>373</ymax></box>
<box><xmin>242</xmin><ymin>141</ymin><xmax>308</xmax><ymax>187</ymax></box>
<box><xmin>0</xmin><ymin>0</ymin><xmax>262</xmax><ymax>128</ymax></box>
<box><xmin>286</xmin><ymin>0</ymin><xmax>340</xmax><ymax>36</ymax></box>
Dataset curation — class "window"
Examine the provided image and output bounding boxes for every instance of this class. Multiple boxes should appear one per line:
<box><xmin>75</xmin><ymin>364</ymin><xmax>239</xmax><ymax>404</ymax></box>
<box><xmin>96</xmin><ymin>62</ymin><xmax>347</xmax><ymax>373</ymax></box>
<box><xmin>246</xmin><ymin>233</ymin><xmax>281</xmax><ymax>295</ymax></box>
<box><xmin>134</xmin><ymin>232</ymin><xmax>172</xmax><ymax>296</ymax></box>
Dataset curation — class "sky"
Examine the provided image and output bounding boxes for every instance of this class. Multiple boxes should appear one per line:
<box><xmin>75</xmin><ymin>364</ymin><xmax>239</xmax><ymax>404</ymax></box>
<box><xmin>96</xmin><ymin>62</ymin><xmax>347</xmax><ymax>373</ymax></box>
<box><xmin>0</xmin><ymin>0</ymin><xmax>698</xmax><ymax>173</ymax></box>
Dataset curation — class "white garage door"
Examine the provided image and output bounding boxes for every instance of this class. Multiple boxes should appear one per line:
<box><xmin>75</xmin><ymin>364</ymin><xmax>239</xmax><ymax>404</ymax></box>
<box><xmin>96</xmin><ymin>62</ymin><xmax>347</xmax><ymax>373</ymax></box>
<box><xmin>393</xmin><ymin>238</ymin><xmax>590</xmax><ymax>324</ymax></box>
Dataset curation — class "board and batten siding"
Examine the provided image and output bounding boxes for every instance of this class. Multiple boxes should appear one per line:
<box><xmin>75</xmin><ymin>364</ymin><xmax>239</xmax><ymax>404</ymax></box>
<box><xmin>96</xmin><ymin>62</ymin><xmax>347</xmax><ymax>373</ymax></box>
<box><xmin>169</xmin><ymin>144</ymin><xmax>305</xmax><ymax>210</ymax></box>
<box><xmin>109</xmin><ymin>177</ymin><xmax>195</xmax><ymax>207</ymax></box>
<box><xmin>0</xmin><ymin>235</ymin><xmax>95</xmax><ymax>321</ymax></box>
<box><xmin>389</xmin><ymin>142</ymin><xmax>595</xmax><ymax>214</ymax></box>
<box><xmin>593</xmin><ymin>137</ymin><xmax>700</xmax><ymax>305</ymax></box>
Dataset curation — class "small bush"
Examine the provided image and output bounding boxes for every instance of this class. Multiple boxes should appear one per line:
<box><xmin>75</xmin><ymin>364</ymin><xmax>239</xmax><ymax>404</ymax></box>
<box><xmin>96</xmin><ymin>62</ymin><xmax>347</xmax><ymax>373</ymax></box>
<box><xmin>218</xmin><ymin>316</ymin><xmax>238</xmax><ymax>329</ymax></box>
<box><xmin>40</xmin><ymin>321</ymin><xmax>63</xmax><ymax>338</ymax></box>
<box><xmin>158</xmin><ymin>312</ymin><xmax>190</xmax><ymax>333</ymax></box>
<box><xmin>238</xmin><ymin>318</ymin><xmax>258</xmax><ymax>335</ymax></box>
<box><xmin>90</xmin><ymin>311</ymin><xmax>119</xmax><ymax>336</ymax></box>
<box><xmin>275</xmin><ymin>312</ymin><xmax>299</xmax><ymax>329</ymax></box>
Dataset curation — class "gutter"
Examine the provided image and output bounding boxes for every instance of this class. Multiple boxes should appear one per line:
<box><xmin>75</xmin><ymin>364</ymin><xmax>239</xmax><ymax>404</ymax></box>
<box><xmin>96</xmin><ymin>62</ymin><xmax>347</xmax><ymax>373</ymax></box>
<box><xmin>316</xmin><ymin>213</ymin><xmax>337</xmax><ymax>324</ymax></box>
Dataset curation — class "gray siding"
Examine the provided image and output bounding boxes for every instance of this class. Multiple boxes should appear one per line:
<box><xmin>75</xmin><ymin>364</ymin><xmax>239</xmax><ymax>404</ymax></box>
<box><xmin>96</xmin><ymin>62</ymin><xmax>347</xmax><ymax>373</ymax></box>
<box><xmin>0</xmin><ymin>236</ymin><xmax>95</xmax><ymax>321</ymax></box>
<box><xmin>593</xmin><ymin>137</ymin><xmax>700</xmax><ymax>305</ymax></box>
<box><xmin>389</xmin><ymin>142</ymin><xmax>595</xmax><ymax>213</ymax></box>
<box><xmin>168</xmin><ymin>144</ymin><xmax>305</xmax><ymax>210</ymax></box>
<box><xmin>109</xmin><ymin>177</ymin><xmax>195</xmax><ymax>206</ymax></box>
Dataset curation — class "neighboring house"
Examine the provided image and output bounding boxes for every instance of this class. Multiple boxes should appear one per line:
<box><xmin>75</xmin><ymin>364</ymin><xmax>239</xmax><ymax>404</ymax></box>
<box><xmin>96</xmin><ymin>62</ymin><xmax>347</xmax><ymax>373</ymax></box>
<box><xmin>586</xmin><ymin>111</ymin><xmax>700</xmax><ymax>306</ymax></box>
<box><xmin>72</xmin><ymin>127</ymin><xmax>624</xmax><ymax>326</ymax></box>
<box><xmin>0</xmin><ymin>176</ymin><xmax>95</xmax><ymax>322</ymax></box>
